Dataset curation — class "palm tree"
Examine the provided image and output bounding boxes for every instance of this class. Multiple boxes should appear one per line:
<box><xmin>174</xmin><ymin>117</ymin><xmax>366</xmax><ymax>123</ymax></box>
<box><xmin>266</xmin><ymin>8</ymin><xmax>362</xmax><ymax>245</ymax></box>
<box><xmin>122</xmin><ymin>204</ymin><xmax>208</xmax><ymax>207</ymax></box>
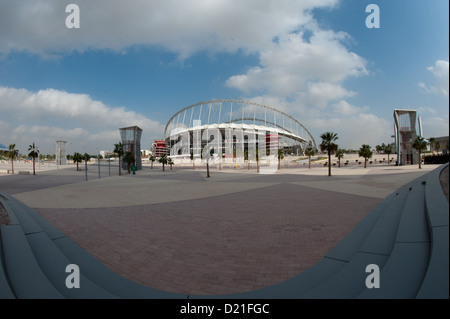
<box><xmin>429</xmin><ymin>137</ymin><xmax>436</xmax><ymax>154</ymax></box>
<box><xmin>7</xmin><ymin>144</ymin><xmax>17</xmax><ymax>174</ymax></box>
<box><xmin>335</xmin><ymin>149</ymin><xmax>344</xmax><ymax>167</ymax></box>
<box><xmin>412</xmin><ymin>137</ymin><xmax>427</xmax><ymax>169</ymax></box>
<box><xmin>149</xmin><ymin>154</ymin><xmax>156</xmax><ymax>169</ymax></box>
<box><xmin>72</xmin><ymin>152</ymin><xmax>83</xmax><ymax>171</ymax></box>
<box><xmin>320</xmin><ymin>132</ymin><xmax>338</xmax><ymax>176</ymax></box>
<box><xmin>305</xmin><ymin>147</ymin><xmax>315</xmax><ymax>169</ymax></box>
<box><xmin>123</xmin><ymin>151</ymin><xmax>135</xmax><ymax>174</ymax></box>
<box><xmin>435</xmin><ymin>142</ymin><xmax>441</xmax><ymax>154</ymax></box>
<box><xmin>83</xmin><ymin>153</ymin><xmax>91</xmax><ymax>170</ymax></box>
<box><xmin>159</xmin><ymin>154</ymin><xmax>168</xmax><ymax>172</ymax></box>
<box><xmin>167</xmin><ymin>157</ymin><xmax>174</xmax><ymax>170</ymax></box>
<box><xmin>384</xmin><ymin>144</ymin><xmax>392</xmax><ymax>164</ymax></box>
<box><xmin>28</xmin><ymin>142</ymin><xmax>39</xmax><ymax>175</ymax></box>
<box><xmin>277</xmin><ymin>149</ymin><xmax>284</xmax><ymax>170</ymax></box>
<box><xmin>359</xmin><ymin>144</ymin><xmax>373</xmax><ymax>168</ymax></box>
<box><xmin>113</xmin><ymin>143</ymin><xmax>124</xmax><ymax>175</ymax></box>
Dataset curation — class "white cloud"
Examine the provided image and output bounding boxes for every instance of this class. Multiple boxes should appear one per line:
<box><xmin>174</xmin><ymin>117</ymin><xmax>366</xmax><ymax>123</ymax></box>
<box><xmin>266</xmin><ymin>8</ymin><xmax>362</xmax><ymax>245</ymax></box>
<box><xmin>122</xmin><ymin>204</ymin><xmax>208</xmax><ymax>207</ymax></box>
<box><xmin>226</xmin><ymin>31</ymin><xmax>367</xmax><ymax>97</ymax></box>
<box><xmin>303</xmin><ymin>82</ymin><xmax>357</xmax><ymax>109</ymax></box>
<box><xmin>308</xmin><ymin>112</ymin><xmax>392</xmax><ymax>150</ymax></box>
<box><xmin>420</xmin><ymin>113</ymin><xmax>449</xmax><ymax>139</ymax></box>
<box><xmin>0</xmin><ymin>86</ymin><xmax>165</xmax><ymax>154</ymax></box>
<box><xmin>419</xmin><ymin>60</ymin><xmax>449</xmax><ymax>97</ymax></box>
<box><xmin>330</xmin><ymin>100</ymin><xmax>369</xmax><ymax>116</ymax></box>
<box><xmin>225</xmin><ymin>28</ymin><xmax>370</xmax><ymax>148</ymax></box>
<box><xmin>224</xmin><ymin>24</ymin><xmax>378</xmax><ymax>150</ymax></box>
<box><xmin>0</xmin><ymin>0</ymin><xmax>338</xmax><ymax>59</ymax></box>
<box><xmin>245</xmin><ymin>93</ymin><xmax>392</xmax><ymax>150</ymax></box>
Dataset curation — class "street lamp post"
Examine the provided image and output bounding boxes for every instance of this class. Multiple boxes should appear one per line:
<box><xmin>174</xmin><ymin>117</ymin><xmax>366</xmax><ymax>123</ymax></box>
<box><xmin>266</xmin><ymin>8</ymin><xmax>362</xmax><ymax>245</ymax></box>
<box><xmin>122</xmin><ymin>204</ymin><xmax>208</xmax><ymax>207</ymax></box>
<box><xmin>97</xmin><ymin>148</ymin><xmax>101</xmax><ymax>179</ymax></box>
<box><xmin>85</xmin><ymin>153</ymin><xmax>88</xmax><ymax>181</ymax></box>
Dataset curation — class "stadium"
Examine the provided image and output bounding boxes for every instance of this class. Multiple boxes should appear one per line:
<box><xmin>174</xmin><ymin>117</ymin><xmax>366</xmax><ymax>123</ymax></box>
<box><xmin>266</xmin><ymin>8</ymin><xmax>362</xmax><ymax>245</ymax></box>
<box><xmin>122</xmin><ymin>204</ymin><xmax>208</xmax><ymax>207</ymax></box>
<box><xmin>164</xmin><ymin>100</ymin><xmax>317</xmax><ymax>163</ymax></box>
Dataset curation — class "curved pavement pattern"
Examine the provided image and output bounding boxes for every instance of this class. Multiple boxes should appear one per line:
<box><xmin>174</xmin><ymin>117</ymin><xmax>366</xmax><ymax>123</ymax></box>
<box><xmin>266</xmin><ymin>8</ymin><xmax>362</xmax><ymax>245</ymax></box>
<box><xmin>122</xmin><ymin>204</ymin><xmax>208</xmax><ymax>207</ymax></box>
<box><xmin>0</xmin><ymin>163</ymin><xmax>448</xmax><ymax>298</ymax></box>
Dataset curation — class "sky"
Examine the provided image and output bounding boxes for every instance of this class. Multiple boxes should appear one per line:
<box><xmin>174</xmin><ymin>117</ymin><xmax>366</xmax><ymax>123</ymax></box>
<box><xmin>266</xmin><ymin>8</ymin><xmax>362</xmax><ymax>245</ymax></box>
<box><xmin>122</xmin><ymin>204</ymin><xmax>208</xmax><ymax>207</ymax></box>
<box><xmin>0</xmin><ymin>0</ymin><xmax>448</xmax><ymax>155</ymax></box>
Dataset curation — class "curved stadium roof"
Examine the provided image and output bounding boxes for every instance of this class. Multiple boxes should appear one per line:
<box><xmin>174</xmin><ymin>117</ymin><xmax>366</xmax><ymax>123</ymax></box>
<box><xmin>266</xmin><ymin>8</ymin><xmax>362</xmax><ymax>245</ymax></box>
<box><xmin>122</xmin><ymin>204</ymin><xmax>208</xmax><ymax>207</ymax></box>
<box><xmin>0</xmin><ymin>142</ymin><xmax>8</xmax><ymax>151</ymax></box>
<box><xmin>164</xmin><ymin>99</ymin><xmax>317</xmax><ymax>149</ymax></box>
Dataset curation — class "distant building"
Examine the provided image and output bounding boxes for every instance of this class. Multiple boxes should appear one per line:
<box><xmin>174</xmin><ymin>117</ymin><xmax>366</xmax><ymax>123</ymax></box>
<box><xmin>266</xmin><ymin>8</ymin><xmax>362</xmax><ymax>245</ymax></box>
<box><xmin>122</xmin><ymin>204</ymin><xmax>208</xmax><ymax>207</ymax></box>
<box><xmin>151</xmin><ymin>140</ymin><xmax>169</xmax><ymax>157</ymax></box>
<box><xmin>100</xmin><ymin>150</ymin><xmax>115</xmax><ymax>158</ymax></box>
<box><xmin>0</xmin><ymin>142</ymin><xmax>8</xmax><ymax>155</ymax></box>
<box><xmin>429</xmin><ymin>136</ymin><xmax>450</xmax><ymax>154</ymax></box>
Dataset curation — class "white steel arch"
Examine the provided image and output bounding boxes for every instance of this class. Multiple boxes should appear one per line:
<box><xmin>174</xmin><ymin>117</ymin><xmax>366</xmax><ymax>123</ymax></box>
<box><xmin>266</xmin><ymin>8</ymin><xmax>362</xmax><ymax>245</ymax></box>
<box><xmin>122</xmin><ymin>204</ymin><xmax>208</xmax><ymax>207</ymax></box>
<box><xmin>165</xmin><ymin>99</ymin><xmax>317</xmax><ymax>152</ymax></box>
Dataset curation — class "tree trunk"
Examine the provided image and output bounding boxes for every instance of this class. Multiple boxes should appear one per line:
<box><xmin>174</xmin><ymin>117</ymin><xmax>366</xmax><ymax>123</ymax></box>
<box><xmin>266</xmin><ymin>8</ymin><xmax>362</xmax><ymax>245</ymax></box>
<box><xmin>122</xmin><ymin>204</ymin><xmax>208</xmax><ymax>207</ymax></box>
<box><xmin>308</xmin><ymin>156</ymin><xmax>311</xmax><ymax>169</ymax></box>
<box><xmin>418</xmin><ymin>151</ymin><xmax>422</xmax><ymax>169</ymax></box>
<box><xmin>33</xmin><ymin>157</ymin><xmax>36</xmax><ymax>175</ymax></box>
<box><xmin>364</xmin><ymin>158</ymin><xmax>367</xmax><ymax>168</ymax></box>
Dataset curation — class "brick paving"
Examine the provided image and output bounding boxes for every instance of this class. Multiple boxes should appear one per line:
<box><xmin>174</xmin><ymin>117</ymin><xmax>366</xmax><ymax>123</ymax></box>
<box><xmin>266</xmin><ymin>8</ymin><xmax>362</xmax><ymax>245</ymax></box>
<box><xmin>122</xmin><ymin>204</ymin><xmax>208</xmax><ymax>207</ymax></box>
<box><xmin>0</xmin><ymin>164</ymin><xmax>440</xmax><ymax>296</ymax></box>
<box><xmin>34</xmin><ymin>174</ymin><xmax>379</xmax><ymax>295</ymax></box>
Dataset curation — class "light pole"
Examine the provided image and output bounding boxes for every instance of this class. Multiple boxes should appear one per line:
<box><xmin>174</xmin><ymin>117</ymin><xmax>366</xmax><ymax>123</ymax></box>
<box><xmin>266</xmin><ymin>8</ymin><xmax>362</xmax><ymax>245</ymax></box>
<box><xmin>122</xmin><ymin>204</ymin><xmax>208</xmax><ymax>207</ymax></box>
<box><xmin>85</xmin><ymin>153</ymin><xmax>88</xmax><ymax>181</ymax></box>
<box><xmin>37</xmin><ymin>146</ymin><xmax>40</xmax><ymax>170</ymax></box>
<box><xmin>97</xmin><ymin>148</ymin><xmax>101</xmax><ymax>179</ymax></box>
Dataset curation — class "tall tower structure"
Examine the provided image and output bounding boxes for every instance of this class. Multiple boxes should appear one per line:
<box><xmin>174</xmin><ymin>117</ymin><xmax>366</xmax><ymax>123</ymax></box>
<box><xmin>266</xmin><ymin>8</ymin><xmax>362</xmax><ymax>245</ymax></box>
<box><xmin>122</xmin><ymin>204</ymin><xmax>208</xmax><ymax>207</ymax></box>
<box><xmin>55</xmin><ymin>140</ymin><xmax>67</xmax><ymax>165</ymax></box>
<box><xmin>119</xmin><ymin>126</ymin><xmax>143</xmax><ymax>171</ymax></box>
<box><xmin>393</xmin><ymin>109</ymin><xmax>419</xmax><ymax>166</ymax></box>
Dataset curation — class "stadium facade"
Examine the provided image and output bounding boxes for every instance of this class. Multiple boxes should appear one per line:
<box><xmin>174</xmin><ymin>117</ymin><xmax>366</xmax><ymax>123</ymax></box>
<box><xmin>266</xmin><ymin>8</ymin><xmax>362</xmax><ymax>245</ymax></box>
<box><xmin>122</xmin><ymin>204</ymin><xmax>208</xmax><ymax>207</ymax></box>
<box><xmin>164</xmin><ymin>100</ymin><xmax>317</xmax><ymax>163</ymax></box>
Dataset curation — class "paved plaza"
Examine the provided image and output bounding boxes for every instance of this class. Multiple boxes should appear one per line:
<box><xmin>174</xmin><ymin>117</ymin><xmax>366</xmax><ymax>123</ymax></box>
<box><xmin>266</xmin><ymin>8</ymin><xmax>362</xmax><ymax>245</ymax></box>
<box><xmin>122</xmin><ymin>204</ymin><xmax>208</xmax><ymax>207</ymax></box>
<box><xmin>0</xmin><ymin>160</ymin><xmax>443</xmax><ymax>296</ymax></box>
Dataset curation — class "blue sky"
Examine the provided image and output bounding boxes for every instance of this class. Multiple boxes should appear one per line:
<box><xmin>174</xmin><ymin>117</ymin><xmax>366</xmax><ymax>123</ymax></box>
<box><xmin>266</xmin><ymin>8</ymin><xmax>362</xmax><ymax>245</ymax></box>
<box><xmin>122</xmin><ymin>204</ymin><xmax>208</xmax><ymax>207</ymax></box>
<box><xmin>0</xmin><ymin>0</ymin><xmax>448</xmax><ymax>155</ymax></box>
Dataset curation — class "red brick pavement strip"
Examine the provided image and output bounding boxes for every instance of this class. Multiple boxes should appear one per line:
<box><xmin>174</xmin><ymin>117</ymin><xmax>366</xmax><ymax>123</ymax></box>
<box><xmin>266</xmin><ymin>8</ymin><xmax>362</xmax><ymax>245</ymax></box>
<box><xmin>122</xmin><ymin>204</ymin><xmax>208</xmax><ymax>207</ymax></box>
<box><xmin>35</xmin><ymin>182</ymin><xmax>381</xmax><ymax>296</ymax></box>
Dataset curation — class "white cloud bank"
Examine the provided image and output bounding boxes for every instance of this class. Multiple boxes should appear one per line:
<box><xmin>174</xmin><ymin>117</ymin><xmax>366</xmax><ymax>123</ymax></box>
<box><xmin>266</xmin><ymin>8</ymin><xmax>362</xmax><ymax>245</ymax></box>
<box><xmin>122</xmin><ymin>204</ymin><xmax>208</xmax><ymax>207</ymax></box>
<box><xmin>0</xmin><ymin>87</ymin><xmax>165</xmax><ymax>154</ymax></box>
<box><xmin>0</xmin><ymin>0</ymin><xmax>338</xmax><ymax>59</ymax></box>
